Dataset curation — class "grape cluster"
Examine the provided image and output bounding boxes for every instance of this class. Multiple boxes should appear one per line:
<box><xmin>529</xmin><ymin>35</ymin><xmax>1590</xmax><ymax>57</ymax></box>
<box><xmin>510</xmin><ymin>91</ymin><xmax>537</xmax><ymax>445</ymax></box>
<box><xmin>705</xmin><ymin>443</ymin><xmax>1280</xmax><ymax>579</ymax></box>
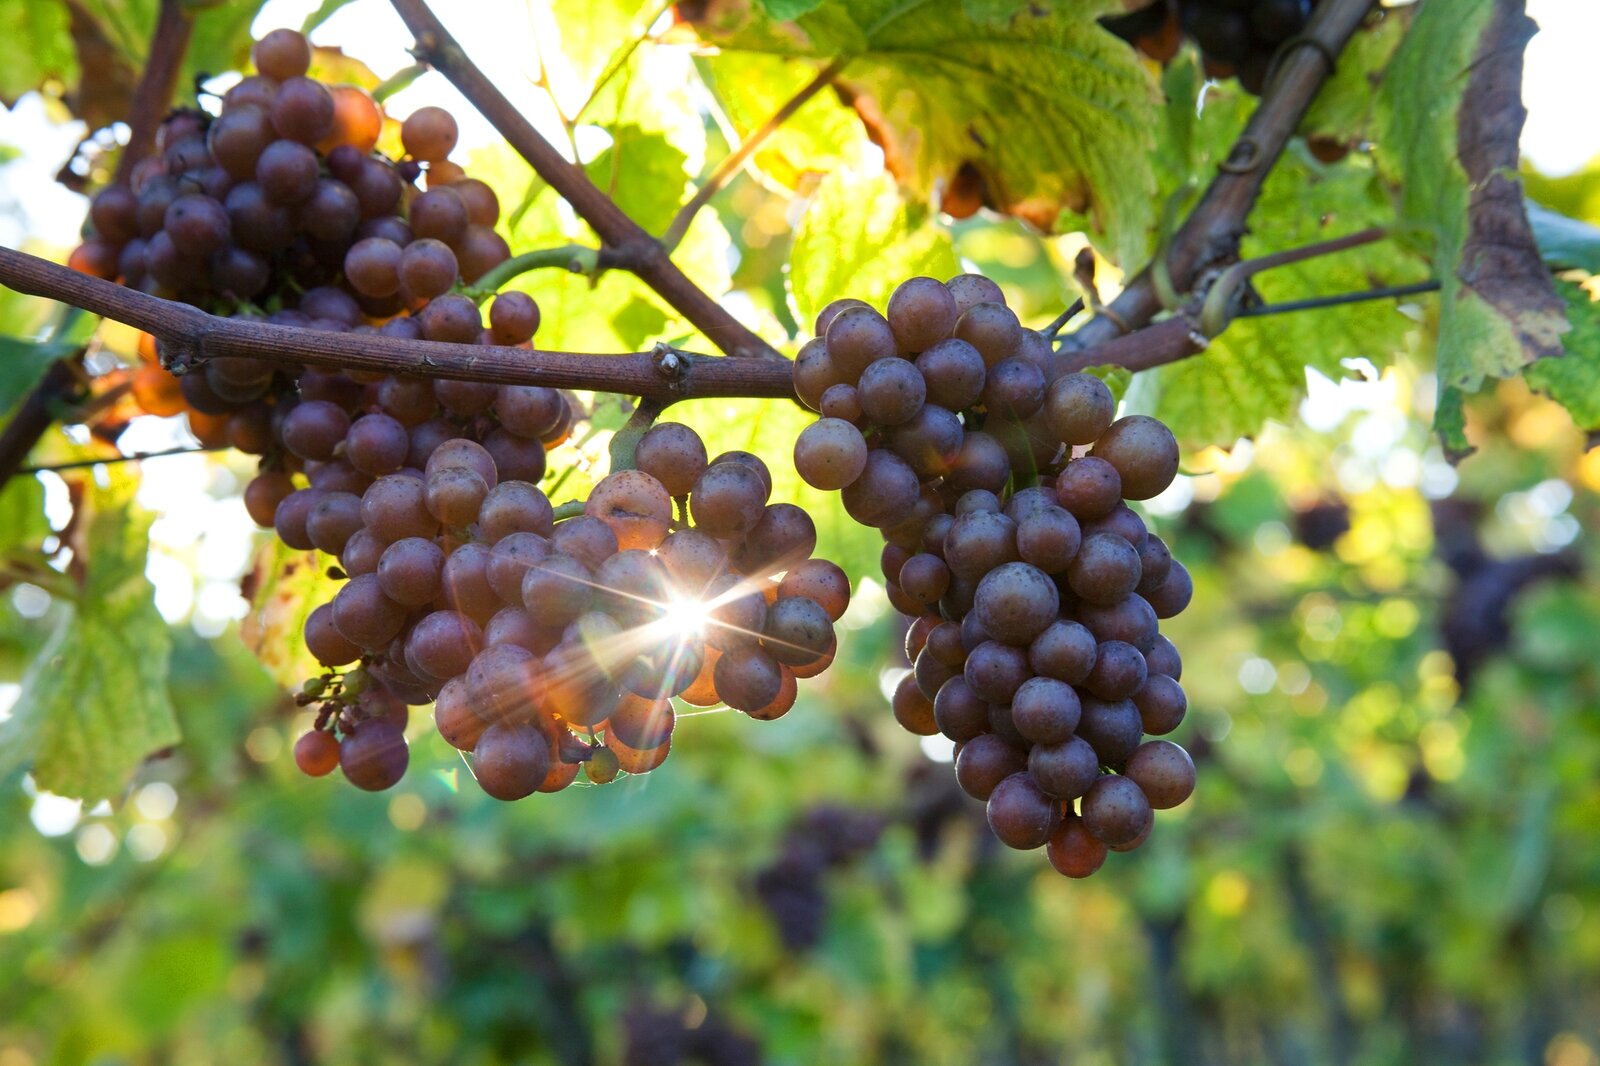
<box><xmin>1102</xmin><ymin>0</ymin><xmax>1316</xmax><ymax>95</ymax></box>
<box><xmin>792</xmin><ymin>275</ymin><xmax>1196</xmax><ymax>877</ymax></box>
<box><xmin>72</xmin><ymin>26</ymin><xmax>518</xmax><ymax>455</ymax></box>
<box><xmin>622</xmin><ymin>999</ymin><xmax>763</xmax><ymax>1066</ymax></box>
<box><xmin>289</xmin><ymin>418</ymin><xmax>846</xmax><ymax>799</ymax></box>
<box><xmin>753</xmin><ymin>806</ymin><xmax>885</xmax><ymax>950</ymax></box>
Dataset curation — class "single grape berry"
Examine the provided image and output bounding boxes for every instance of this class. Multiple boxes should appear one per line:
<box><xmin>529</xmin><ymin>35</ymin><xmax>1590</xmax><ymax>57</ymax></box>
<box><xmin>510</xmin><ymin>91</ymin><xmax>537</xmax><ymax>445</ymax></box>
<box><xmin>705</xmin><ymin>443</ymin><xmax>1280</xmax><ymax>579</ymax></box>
<box><xmin>294</xmin><ymin>730</ymin><xmax>340</xmax><ymax>777</ymax></box>
<box><xmin>339</xmin><ymin>720</ymin><xmax>409</xmax><ymax>791</ymax></box>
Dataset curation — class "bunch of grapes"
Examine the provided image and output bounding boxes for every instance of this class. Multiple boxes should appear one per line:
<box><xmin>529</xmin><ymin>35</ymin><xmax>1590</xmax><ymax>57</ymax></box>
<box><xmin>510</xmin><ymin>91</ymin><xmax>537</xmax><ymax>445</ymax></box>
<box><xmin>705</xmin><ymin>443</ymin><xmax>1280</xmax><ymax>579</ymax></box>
<box><xmin>754</xmin><ymin>805</ymin><xmax>886</xmax><ymax>950</ymax></box>
<box><xmin>791</xmin><ymin>275</ymin><xmax>1196</xmax><ymax>878</ymax></box>
<box><xmin>292</xmin><ymin>420</ymin><xmax>847</xmax><ymax>799</ymax></box>
<box><xmin>71</xmin><ymin>26</ymin><xmax>516</xmax><ymax>455</ymax></box>
<box><xmin>1101</xmin><ymin>0</ymin><xmax>1316</xmax><ymax>95</ymax></box>
<box><xmin>68</xmin><ymin>29</ymin><xmax>847</xmax><ymax>797</ymax></box>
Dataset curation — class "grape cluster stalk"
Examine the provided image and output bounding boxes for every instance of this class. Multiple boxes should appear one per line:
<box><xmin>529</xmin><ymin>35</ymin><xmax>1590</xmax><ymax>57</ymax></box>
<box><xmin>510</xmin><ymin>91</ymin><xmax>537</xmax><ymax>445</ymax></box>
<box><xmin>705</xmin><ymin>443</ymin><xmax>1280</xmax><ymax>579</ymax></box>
<box><xmin>792</xmin><ymin>275</ymin><xmax>1196</xmax><ymax>878</ymax></box>
<box><xmin>69</xmin><ymin>29</ymin><xmax>845</xmax><ymax>798</ymax></box>
<box><xmin>1103</xmin><ymin>0</ymin><xmax>1319</xmax><ymax>97</ymax></box>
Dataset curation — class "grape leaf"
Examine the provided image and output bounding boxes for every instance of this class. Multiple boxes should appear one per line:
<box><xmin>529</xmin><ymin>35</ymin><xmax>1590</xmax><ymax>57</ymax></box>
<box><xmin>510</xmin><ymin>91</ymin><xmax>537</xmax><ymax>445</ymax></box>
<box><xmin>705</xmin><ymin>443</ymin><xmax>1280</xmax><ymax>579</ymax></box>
<box><xmin>547</xmin><ymin>0</ymin><xmax>663</xmax><ymax>106</ymax></box>
<box><xmin>239</xmin><ymin>538</ymin><xmax>341</xmax><ymax>692</ymax></box>
<box><xmin>4</xmin><ymin>0</ymin><xmax>266</xmax><ymax>132</ymax></box>
<box><xmin>1526</xmin><ymin>281</ymin><xmax>1600</xmax><ymax>435</ymax></box>
<box><xmin>1143</xmin><ymin>77</ymin><xmax>1422</xmax><ymax>446</ymax></box>
<box><xmin>692</xmin><ymin>51</ymin><xmax>865</xmax><ymax>192</ymax></box>
<box><xmin>1376</xmin><ymin>0</ymin><xmax>1566</xmax><ymax>412</ymax></box>
<box><xmin>0</xmin><ymin>335</ymin><xmax>77</xmax><ymax>418</ymax></box>
<box><xmin>0</xmin><ymin>1</ymin><xmax>76</xmax><ymax>107</ymax></box>
<box><xmin>685</xmin><ymin>0</ymin><xmax>1161</xmax><ymax>265</ymax></box>
<box><xmin>1526</xmin><ymin>202</ymin><xmax>1600</xmax><ymax>275</ymax></box>
<box><xmin>0</xmin><ymin>468</ymin><xmax>177</xmax><ymax>804</ymax></box>
<box><xmin>1299</xmin><ymin>8</ymin><xmax>1406</xmax><ymax>145</ymax></box>
<box><xmin>0</xmin><ymin>475</ymin><xmax>48</xmax><ymax>559</ymax></box>
<box><xmin>584</xmin><ymin>124</ymin><xmax>690</xmax><ymax>237</ymax></box>
<box><xmin>789</xmin><ymin>168</ymin><xmax>960</xmax><ymax>334</ymax></box>
<box><xmin>756</xmin><ymin>0</ymin><xmax>824</xmax><ymax>18</ymax></box>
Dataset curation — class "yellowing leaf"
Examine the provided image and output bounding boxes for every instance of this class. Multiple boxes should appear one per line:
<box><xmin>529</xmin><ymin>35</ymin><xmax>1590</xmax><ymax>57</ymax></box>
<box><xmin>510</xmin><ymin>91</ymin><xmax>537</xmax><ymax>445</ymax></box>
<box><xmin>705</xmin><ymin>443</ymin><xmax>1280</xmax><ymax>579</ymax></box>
<box><xmin>688</xmin><ymin>0</ymin><xmax>1162</xmax><ymax>264</ymax></box>
<box><xmin>240</xmin><ymin>537</ymin><xmax>341</xmax><ymax>691</ymax></box>
<box><xmin>0</xmin><ymin>467</ymin><xmax>177</xmax><ymax>803</ymax></box>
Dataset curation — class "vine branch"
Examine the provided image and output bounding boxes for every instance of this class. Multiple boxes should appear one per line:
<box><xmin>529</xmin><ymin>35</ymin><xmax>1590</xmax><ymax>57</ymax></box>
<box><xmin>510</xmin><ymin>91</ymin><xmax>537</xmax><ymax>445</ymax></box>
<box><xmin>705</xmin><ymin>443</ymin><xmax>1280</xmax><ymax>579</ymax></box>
<box><xmin>114</xmin><ymin>0</ymin><xmax>195</xmax><ymax>184</ymax></box>
<box><xmin>0</xmin><ymin>352</ymin><xmax>85</xmax><ymax>486</ymax></box>
<box><xmin>661</xmin><ymin>58</ymin><xmax>848</xmax><ymax>251</ymax></box>
<box><xmin>386</xmin><ymin>0</ymin><xmax>781</xmax><ymax>360</ymax></box>
<box><xmin>1067</xmin><ymin>0</ymin><xmax>1376</xmax><ymax>349</ymax></box>
<box><xmin>0</xmin><ymin>247</ymin><xmax>796</xmax><ymax>404</ymax></box>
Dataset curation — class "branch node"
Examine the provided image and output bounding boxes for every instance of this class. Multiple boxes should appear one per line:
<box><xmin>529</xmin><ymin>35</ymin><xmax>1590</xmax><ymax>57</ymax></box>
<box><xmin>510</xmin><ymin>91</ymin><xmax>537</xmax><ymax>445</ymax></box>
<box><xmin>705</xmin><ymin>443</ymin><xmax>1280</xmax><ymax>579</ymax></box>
<box><xmin>1220</xmin><ymin>137</ymin><xmax>1264</xmax><ymax>175</ymax></box>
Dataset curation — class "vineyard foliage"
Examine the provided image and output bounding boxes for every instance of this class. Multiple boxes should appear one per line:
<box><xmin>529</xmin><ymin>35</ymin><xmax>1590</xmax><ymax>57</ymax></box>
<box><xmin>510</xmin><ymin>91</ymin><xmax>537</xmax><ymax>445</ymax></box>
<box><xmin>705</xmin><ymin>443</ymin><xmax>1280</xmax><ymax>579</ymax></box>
<box><xmin>0</xmin><ymin>0</ymin><xmax>1596</xmax><ymax>1062</ymax></box>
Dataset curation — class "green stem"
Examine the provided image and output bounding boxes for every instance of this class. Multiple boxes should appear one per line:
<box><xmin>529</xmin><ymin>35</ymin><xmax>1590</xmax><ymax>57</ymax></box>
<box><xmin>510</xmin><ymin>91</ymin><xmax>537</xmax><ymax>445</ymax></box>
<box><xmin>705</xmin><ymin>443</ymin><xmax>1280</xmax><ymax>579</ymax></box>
<box><xmin>551</xmin><ymin>500</ymin><xmax>586</xmax><ymax>522</ymax></box>
<box><xmin>607</xmin><ymin>400</ymin><xmax>662</xmax><ymax>474</ymax></box>
<box><xmin>467</xmin><ymin>245</ymin><xmax>602</xmax><ymax>302</ymax></box>
<box><xmin>373</xmin><ymin>63</ymin><xmax>427</xmax><ymax>103</ymax></box>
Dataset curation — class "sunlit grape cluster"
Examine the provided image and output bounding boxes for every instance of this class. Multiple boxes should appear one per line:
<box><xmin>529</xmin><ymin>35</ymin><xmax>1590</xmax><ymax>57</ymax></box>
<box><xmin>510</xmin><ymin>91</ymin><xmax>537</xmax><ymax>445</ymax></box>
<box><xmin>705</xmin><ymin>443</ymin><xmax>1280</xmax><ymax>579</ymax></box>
<box><xmin>297</xmin><ymin>421</ymin><xmax>846</xmax><ymax>798</ymax></box>
<box><xmin>72</xmin><ymin>26</ymin><xmax>527</xmax><ymax>466</ymax></box>
<box><xmin>792</xmin><ymin>274</ymin><xmax>1196</xmax><ymax>877</ymax></box>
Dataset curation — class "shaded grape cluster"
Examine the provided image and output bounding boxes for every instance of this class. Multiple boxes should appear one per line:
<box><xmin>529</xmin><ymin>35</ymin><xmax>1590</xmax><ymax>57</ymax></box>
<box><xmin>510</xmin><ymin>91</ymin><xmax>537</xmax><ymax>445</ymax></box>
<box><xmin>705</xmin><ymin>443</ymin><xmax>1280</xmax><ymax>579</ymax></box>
<box><xmin>622</xmin><ymin>998</ymin><xmax>763</xmax><ymax>1066</ymax></box>
<box><xmin>753</xmin><ymin>805</ymin><xmax>886</xmax><ymax>950</ymax></box>
<box><xmin>294</xmin><ymin>420</ymin><xmax>846</xmax><ymax>799</ymax></box>
<box><xmin>792</xmin><ymin>275</ymin><xmax>1197</xmax><ymax>877</ymax></box>
<box><xmin>1102</xmin><ymin>0</ymin><xmax>1316</xmax><ymax>95</ymax></box>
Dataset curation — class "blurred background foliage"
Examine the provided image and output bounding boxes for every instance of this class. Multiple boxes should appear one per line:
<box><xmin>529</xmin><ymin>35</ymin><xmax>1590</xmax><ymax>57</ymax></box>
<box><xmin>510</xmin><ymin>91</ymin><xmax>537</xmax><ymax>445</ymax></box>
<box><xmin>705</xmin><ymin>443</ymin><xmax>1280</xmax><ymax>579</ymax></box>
<box><xmin>0</xmin><ymin>0</ymin><xmax>1597</xmax><ymax>1064</ymax></box>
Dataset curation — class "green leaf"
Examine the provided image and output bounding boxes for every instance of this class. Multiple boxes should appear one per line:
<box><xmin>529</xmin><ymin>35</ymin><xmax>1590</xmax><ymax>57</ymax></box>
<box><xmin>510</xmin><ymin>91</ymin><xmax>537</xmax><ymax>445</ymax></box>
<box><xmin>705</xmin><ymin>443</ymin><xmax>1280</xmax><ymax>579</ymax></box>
<box><xmin>0</xmin><ymin>475</ymin><xmax>49</xmax><ymax>559</ymax></box>
<box><xmin>1527</xmin><ymin>201</ymin><xmax>1600</xmax><ymax>274</ymax></box>
<box><xmin>1376</xmin><ymin>0</ymin><xmax>1566</xmax><ymax>419</ymax></box>
<box><xmin>1299</xmin><ymin>8</ymin><xmax>1407</xmax><ymax>145</ymax></box>
<box><xmin>692</xmin><ymin>51</ymin><xmax>864</xmax><ymax>192</ymax></box>
<box><xmin>584</xmin><ymin>124</ymin><xmax>690</xmax><ymax>236</ymax></box>
<box><xmin>1434</xmin><ymin>384</ymin><xmax>1471</xmax><ymax>461</ymax></box>
<box><xmin>688</xmin><ymin>0</ymin><xmax>1162</xmax><ymax>264</ymax></box>
<box><xmin>0</xmin><ymin>0</ymin><xmax>76</xmax><ymax>106</ymax></box>
<box><xmin>299</xmin><ymin>0</ymin><xmax>356</xmax><ymax>33</ymax></box>
<box><xmin>239</xmin><ymin>537</ymin><xmax>342</xmax><ymax>691</ymax></box>
<box><xmin>548</xmin><ymin>0</ymin><xmax>662</xmax><ymax>106</ymax></box>
<box><xmin>1145</xmin><ymin>79</ymin><xmax>1422</xmax><ymax>446</ymax></box>
<box><xmin>0</xmin><ymin>467</ymin><xmax>177</xmax><ymax>803</ymax></box>
<box><xmin>0</xmin><ymin>334</ymin><xmax>76</xmax><ymax>418</ymax></box>
<box><xmin>1526</xmin><ymin>280</ymin><xmax>1600</xmax><ymax>434</ymax></box>
<box><xmin>789</xmin><ymin>168</ymin><xmax>960</xmax><ymax>332</ymax></box>
<box><xmin>757</xmin><ymin>0</ymin><xmax>824</xmax><ymax>18</ymax></box>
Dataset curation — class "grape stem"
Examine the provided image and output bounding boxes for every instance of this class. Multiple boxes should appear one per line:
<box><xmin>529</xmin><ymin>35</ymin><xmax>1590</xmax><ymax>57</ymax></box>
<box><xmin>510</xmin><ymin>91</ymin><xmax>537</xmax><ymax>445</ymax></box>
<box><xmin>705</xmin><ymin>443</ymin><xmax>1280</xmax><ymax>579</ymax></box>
<box><xmin>550</xmin><ymin>500</ymin><xmax>586</xmax><ymax>522</ymax></box>
<box><xmin>17</xmin><ymin>444</ymin><xmax>231</xmax><ymax>476</ymax></box>
<box><xmin>1064</xmin><ymin>0</ymin><xmax>1375</xmax><ymax>349</ymax></box>
<box><xmin>606</xmin><ymin>398</ymin><xmax>665</xmax><ymax>473</ymax></box>
<box><xmin>1197</xmin><ymin>226</ymin><xmax>1389</xmax><ymax>336</ymax></box>
<box><xmin>387</xmin><ymin>0</ymin><xmax>783</xmax><ymax>361</ymax></box>
<box><xmin>660</xmin><ymin>57</ymin><xmax>849</xmax><ymax>253</ymax></box>
<box><xmin>464</xmin><ymin>244</ymin><xmax>603</xmax><ymax>302</ymax></box>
